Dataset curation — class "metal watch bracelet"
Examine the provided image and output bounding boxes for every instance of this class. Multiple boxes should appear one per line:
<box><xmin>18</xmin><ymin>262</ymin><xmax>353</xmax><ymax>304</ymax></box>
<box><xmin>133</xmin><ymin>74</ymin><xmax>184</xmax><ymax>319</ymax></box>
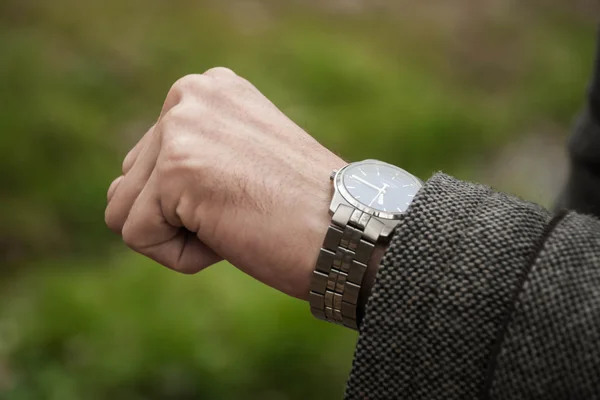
<box><xmin>309</xmin><ymin>204</ymin><xmax>387</xmax><ymax>330</ymax></box>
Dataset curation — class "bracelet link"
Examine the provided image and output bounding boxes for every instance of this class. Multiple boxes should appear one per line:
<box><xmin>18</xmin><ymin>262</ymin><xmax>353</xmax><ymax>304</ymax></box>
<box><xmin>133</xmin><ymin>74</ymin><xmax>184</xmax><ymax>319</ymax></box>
<box><xmin>309</xmin><ymin>204</ymin><xmax>379</xmax><ymax>329</ymax></box>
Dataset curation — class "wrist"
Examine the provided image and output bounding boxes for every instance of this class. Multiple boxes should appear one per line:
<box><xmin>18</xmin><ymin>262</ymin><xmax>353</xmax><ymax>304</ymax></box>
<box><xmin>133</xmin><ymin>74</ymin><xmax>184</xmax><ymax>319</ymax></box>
<box><xmin>296</xmin><ymin>157</ymin><xmax>346</xmax><ymax>301</ymax></box>
<box><xmin>296</xmin><ymin>189</ymin><xmax>335</xmax><ymax>301</ymax></box>
<box><xmin>307</xmin><ymin>160</ymin><xmax>421</xmax><ymax>329</ymax></box>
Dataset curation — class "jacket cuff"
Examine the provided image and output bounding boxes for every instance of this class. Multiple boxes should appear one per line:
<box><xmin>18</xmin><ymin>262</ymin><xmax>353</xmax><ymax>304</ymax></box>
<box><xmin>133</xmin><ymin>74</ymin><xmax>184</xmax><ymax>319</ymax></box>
<box><xmin>345</xmin><ymin>173</ymin><xmax>551</xmax><ymax>399</ymax></box>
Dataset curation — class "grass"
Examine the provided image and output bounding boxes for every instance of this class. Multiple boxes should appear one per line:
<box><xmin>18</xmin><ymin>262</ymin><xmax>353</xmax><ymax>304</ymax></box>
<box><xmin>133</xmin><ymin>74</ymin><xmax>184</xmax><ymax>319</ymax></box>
<box><xmin>1</xmin><ymin>253</ymin><xmax>356</xmax><ymax>399</ymax></box>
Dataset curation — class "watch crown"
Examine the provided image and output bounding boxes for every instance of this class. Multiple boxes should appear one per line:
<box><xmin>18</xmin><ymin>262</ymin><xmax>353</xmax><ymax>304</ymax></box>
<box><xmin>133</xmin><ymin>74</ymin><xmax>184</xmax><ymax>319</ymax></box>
<box><xmin>330</xmin><ymin>170</ymin><xmax>338</xmax><ymax>181</ymax></box>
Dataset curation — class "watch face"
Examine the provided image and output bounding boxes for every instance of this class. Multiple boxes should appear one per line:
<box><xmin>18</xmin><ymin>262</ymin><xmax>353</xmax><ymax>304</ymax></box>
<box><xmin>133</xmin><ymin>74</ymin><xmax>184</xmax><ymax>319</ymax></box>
<box><xmin>338</xmin><ymin>161</ymin><xmax>421</xmax><ymax>216</ymax></box>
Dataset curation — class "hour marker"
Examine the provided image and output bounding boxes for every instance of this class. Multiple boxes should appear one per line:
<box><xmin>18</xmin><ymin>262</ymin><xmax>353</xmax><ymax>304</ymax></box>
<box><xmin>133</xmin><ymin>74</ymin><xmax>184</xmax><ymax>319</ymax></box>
<box><xmin>383</xmin><ymin>207</ymin><xmax>387</xmax><ymax>211</ymax></box>
<box><xmin>347</xmin><ymin>186</ymin><xmax>355</xmax><ymax>189</ymax></box>
<box><xmin>407</xmin><ymin>194</ymin><xmax>414</xmax><ymax>197</ymax></box>
<box><xmin>392</xmin><ymin>175</ymin><xmax>396</xmax><ymax>180</ymax></box>
<box><xmin>359</xmin><ymin>168</ymin><xmax>367</xmax><ymax>176</ymax></box>
<box><xmin>376</xmin><ymin>167</ymin><xmax>380</xmax><ymax>176</ymax></box>
<box><xmin>402</xmin><ymin>184</ymin><xmax>412</xmax><ymax>187</ymax></box>
<box><xmin>396</xmin><ymin>207</ymin><xmax>402</xmax><ymax>212</ymax></box>
<box><xmin>405</xmin><ymin>202</ymin><xmax>410</xmax><ymax>205</ymax></box>
<box><xmin>355</xmin><ymin>196</ymin><xmax>361</xmax><ymax>199</ymax></box>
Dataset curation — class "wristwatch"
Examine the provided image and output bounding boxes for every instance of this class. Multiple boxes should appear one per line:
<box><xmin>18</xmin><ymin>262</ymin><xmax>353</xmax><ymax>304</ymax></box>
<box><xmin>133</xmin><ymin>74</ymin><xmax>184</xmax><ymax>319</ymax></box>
<box><xmin>309</xmin><ymin>159</ymin><xmax>422</xmax><ymax>330</ymax></box>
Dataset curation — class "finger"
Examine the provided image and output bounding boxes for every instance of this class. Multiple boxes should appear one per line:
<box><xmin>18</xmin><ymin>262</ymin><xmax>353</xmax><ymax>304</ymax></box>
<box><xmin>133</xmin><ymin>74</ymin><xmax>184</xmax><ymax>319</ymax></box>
<box><xmin>105</xmin><ymin>81</ymin><xmax>193</xmax><ymax>233</ymax></box>
<box><xmin>121</xmin><ymin>173</ymin><xmax>222</xmax><ymax>274</ymax></box>
<box><xmin>122</xmin><ymin>124</ymin><xmax>156</xmax><ymax>175</ymax></box>
<box><xmin>107</xmin><ymin>175</ymin><xmax>124</xmax><ymax>203</ymax></box>
<box><xmin>105</xmin><ymin>128</ymin><xmax>161</xmax><ymax>233</ymax></box>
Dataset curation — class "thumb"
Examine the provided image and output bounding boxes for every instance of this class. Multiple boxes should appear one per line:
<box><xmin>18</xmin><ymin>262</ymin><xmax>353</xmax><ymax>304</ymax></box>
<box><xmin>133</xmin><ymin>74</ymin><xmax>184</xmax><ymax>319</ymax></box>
<box><xmin>121</xmin><ymin>172</ymin><xmax>222</xmax><ymax>274</ymax></box>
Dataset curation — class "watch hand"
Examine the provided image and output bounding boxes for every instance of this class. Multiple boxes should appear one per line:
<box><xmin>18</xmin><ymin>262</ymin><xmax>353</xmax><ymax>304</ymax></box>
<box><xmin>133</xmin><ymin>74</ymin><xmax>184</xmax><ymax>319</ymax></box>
<box><xmin>369</xmin><ymin>186</ymin><xmax>386</xmax><ymax>207</ymax></box>
<box><xmin>351</xmin><ymin>175</ymin><xmax>382</xmax><ymax>192</ymax></box>
<box><xmin>368</xmin><ymin>192</ymin><xmax>379</xmax><ymax>207</ymax></box>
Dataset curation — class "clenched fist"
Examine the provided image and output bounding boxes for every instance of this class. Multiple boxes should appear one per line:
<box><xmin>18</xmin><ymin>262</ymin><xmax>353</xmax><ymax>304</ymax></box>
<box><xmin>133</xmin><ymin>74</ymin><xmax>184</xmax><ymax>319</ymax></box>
<box><xmin>105</xmin><ymin>67</ymin><xmax>346</xmax><ymax>299</ymax></box>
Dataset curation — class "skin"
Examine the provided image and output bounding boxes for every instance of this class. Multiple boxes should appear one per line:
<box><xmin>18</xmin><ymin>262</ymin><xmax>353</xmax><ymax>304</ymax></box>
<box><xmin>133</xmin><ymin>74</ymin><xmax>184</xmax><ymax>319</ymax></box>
<box><xmin>105</xmin><ymin>67</ymin><xmax>347</xmax><ymax>300</ymax></box>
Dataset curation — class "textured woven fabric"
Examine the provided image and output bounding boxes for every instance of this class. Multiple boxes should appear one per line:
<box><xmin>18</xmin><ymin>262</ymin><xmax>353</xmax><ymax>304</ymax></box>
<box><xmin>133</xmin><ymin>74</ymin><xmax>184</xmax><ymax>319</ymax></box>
<box><xmin>345</xmin><ymin>173</ymin><xmax>600</xmax><ymax>399</ymax></box>
<box><xmin>490</xmin><ymin>212</ymin><xmax>600</xmax><ymax>399</ymax></box>
<box><xmin>343</xmin><ymin>33</ymin><xmax>600</xmax><ymax>397</ymax></box>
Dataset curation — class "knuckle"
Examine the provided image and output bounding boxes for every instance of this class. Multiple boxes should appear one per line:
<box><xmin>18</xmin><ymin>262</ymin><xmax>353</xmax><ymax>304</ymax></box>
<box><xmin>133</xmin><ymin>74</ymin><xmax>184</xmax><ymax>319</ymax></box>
<box><xmin>162</xmin><ymin>145</ymin><xmax>186</xmax><ymax>167</ymax></box>
<box><xmin>160</xmin><ymin>104</ymin><xmax>193</xmax><ymax>133</ymax></box>
<box><xmin>121</xmin><ymin>221</ymin><xmax>140</xmax><ymax>249</ymax></box>
<box><xmin>121</xmin><ymin>150</ymin><xmax>135</xmax><ymax>174</ymax></box>
<box><xmin>162</xmin><ymin>103</ymin><xmax>190</xmax><ymax>126</ymax></box>
<box><xmin>173</xmin><ymin>262</ymin><xmax>203</xmax><ymax>275</ymax></box>
<box><xmin>170</xmin><ymin>74</ymin><xmax>205</xmax><ymax>94</ymax></box>
<box><xmin>104</xmin><ymin>205</ymin><xmax>124</xmax><ymax>233</ymax></box>
<box><xmin>157</xmin><ymin>140</ymin><xmax>191</xmax><ymax>178</ymax></box>
<box><xmin>165</xmin><ymin>74</ymin><xmax>211</xmax><ymax>109</ymax></box>
<box><xmin>158</xmin><ymin>151</ymin><xmax>191</xmax><ymax>183</ymax></box>
<box><xmin>204</xmin><ymin>66</ymin><xmax>236</xmax><ymax>78</ymax></box>
<box><xmin>159</xmin><ymin>104</ymin><xmax>198</xmax><ymax>141</ymax></box>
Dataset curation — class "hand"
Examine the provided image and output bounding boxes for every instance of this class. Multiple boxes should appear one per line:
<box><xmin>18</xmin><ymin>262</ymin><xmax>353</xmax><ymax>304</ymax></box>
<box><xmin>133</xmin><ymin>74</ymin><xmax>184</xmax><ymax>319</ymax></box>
<box><xmin>105</xmin><ymin>68</ymin><xmax>346</xmax><ymax>299</ymax></box>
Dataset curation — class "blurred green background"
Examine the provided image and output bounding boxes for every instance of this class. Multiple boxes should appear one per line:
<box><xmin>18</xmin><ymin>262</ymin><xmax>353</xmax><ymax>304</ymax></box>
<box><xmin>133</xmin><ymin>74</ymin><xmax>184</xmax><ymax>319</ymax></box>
<box><xmin>0</xmin><ymin>1</ymin><xmax>598</xmax><ymax>398</ymax></box>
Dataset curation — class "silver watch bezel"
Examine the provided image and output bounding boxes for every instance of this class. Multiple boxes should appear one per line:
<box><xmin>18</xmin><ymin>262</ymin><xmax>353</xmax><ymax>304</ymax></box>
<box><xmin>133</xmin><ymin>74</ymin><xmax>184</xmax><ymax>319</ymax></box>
<box><xmin>333</xmin><ymin>159</ymin><xmax>422</xmax><ymax>220</ymax></box>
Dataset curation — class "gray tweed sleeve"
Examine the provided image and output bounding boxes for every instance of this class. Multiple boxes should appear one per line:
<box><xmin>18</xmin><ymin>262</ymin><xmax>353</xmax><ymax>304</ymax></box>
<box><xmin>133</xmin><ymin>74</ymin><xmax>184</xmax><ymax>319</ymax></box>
<box><xmin>344</xmin><ymin>173</ymin><xmax>600</xmax><ymax>400</ymax></box>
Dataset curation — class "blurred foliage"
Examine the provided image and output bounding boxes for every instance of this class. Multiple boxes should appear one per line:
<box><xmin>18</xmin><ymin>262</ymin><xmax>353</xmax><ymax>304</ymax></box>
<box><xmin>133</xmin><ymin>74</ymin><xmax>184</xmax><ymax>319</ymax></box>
<box><xmin>0</xmin><ymin>0</ymin><xmax>598</xmax><ymax>398</ymax></box>
<box><xmin>0</xmin><ymin>255</ymin><xmax>356</xmax><ymax>399</ymax></box>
